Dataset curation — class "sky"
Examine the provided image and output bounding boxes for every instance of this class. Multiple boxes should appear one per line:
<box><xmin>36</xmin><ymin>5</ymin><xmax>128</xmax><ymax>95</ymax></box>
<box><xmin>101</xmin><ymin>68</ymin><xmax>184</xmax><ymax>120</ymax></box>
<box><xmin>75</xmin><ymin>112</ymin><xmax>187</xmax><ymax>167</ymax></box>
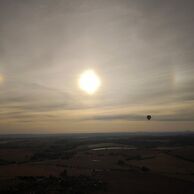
<box><xmin>0</xmin><ymin>0</ymin><xmax>194</xmax><ymax>134</ymax></box>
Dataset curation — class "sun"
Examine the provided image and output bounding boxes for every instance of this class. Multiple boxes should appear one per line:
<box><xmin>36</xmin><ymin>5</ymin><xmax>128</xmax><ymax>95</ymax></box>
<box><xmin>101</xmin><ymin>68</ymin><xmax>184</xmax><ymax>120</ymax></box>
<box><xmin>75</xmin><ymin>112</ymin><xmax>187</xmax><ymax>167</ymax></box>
<box><xmin>79</xmin><ymin>69</ymin><xmax>101</xmax><ymax>94</ymax></box>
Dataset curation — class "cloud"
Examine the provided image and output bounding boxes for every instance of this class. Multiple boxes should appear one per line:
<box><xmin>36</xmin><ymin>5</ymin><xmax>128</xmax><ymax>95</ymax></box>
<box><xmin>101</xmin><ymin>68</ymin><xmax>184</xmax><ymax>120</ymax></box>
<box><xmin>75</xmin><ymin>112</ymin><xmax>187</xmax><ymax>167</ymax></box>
<box><xmin>86</xmin><ymin>114</ymin><xmax>145</xmax><ymax>121</ymax></box>
<box><xmin>0</xmin><ymin>0</ymin><xmax>194</xmax><ymax>132</ymax></box>
<box><xmin>84</xmin><ymin>112</ymin><xmax>194</xmax><ymax>122</ymax></box>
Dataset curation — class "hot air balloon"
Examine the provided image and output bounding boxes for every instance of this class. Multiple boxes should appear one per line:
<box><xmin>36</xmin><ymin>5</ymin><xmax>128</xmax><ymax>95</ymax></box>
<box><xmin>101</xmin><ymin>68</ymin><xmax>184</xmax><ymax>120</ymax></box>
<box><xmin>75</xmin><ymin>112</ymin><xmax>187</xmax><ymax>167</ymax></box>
<box><xmin>147</xmin><ymin>115</ymin><xmax>151</xmax><ymax>120</ymax></box>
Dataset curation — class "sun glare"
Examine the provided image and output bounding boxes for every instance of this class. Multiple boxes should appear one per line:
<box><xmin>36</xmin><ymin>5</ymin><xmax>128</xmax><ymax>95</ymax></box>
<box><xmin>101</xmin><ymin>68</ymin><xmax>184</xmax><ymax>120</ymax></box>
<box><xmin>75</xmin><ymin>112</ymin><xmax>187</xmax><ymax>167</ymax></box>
<box><xmin>79</xmin><ymin>69</ymin><xmax>101</xmax><ymax>95</ymax></box>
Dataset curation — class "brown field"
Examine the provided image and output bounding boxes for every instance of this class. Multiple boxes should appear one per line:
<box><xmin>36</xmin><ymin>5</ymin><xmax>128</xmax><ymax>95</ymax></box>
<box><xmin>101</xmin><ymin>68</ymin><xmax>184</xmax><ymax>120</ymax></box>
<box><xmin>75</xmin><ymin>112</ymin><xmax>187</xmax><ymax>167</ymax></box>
<box><xmin>0</xmin><ymin>148</ymin><xmax>34</xmax><ymax>162</ymax></box>
<box><xmin>0</xmin><ymin>163</ymin><xmax>64</xmax><ymax>177</ymax></box>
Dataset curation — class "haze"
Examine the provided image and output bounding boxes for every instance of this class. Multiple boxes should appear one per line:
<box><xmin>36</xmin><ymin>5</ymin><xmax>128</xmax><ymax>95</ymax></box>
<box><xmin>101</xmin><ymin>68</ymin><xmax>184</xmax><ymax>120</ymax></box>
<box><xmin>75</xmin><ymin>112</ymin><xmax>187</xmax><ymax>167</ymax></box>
<box><xmin>0</xmin><ymin>0</ymin><xmax>194</xmax><ymax>133</ymax></box>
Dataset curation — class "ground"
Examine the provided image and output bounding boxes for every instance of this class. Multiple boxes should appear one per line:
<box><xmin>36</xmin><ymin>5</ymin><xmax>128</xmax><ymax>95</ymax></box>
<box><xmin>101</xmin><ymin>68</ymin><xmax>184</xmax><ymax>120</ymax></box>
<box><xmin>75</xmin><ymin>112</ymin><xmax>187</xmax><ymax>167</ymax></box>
<box><xmin>0</xmin><ymin>133</ymin><xmax>194</xmax><ymax>193</ymax></box>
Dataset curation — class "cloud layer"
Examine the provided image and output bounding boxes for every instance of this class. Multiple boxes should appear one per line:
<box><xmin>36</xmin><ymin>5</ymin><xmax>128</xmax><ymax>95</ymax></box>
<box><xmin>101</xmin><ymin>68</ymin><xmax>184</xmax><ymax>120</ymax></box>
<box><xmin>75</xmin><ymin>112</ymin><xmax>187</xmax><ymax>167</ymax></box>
<box><xmin>0</xmin><ymin>0</ymin><xmax>194</xmax><ymax>133</ymax></box>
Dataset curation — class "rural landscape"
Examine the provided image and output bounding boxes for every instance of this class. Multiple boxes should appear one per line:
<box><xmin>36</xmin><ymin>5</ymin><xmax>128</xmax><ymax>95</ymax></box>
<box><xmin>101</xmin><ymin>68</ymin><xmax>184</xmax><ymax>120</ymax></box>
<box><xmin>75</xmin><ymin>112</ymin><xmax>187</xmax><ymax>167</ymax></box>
<box><xmin>0</xmin><ymin>132</ymin><xmax>194</xmax><ymax>194</ymax></box>
<box><xmin>1</xmin><ymin>0</ymin><xmax>194</xmax><ymax>193</ymax></box>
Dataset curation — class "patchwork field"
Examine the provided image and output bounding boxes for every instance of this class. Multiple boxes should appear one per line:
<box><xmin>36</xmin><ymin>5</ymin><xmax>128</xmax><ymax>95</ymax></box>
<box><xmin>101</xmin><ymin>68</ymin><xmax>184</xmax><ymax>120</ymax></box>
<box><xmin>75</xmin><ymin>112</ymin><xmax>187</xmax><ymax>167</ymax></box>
<box><xmin>0</xmin><ymin>133</ymin><xmax>194</xmax><ymax>193</ymax></box>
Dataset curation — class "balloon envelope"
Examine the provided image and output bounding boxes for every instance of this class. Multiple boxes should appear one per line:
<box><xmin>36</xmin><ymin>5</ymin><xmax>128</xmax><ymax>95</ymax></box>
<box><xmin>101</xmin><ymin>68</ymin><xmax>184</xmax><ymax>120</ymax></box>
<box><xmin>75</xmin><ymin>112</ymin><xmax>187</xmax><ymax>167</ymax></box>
<box><xmin>147</xmin><ymin>115</ymin><xmax>151</xmax><ymax>120</ymax></box>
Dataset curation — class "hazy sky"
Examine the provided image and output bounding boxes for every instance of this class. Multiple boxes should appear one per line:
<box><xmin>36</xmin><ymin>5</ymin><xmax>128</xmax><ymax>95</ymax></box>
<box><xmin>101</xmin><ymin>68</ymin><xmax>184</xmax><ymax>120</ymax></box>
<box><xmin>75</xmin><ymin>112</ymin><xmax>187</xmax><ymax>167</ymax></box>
<box><xmin>0</xmin><ymin>0</ymin><xmax>194</xmax><ymax>133</ymax></box>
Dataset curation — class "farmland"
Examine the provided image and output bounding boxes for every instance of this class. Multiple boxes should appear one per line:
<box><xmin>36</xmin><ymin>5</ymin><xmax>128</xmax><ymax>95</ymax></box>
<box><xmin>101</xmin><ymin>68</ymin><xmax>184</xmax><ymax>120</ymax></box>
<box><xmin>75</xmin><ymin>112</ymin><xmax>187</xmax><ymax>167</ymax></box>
<box><xmin>0</xmin><ymin>133</ymin><xmax>194</xmax><ymax>193</ymax></box>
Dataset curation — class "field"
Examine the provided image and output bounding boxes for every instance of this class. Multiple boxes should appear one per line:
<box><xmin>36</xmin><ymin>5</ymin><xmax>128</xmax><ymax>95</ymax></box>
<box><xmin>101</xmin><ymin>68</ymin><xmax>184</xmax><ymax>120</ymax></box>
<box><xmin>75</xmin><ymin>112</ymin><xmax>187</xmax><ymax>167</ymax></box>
<box><xmin>0</xmin><ymin>133</ymin><xmax>194</xmax><ymax>193</ymax></box>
